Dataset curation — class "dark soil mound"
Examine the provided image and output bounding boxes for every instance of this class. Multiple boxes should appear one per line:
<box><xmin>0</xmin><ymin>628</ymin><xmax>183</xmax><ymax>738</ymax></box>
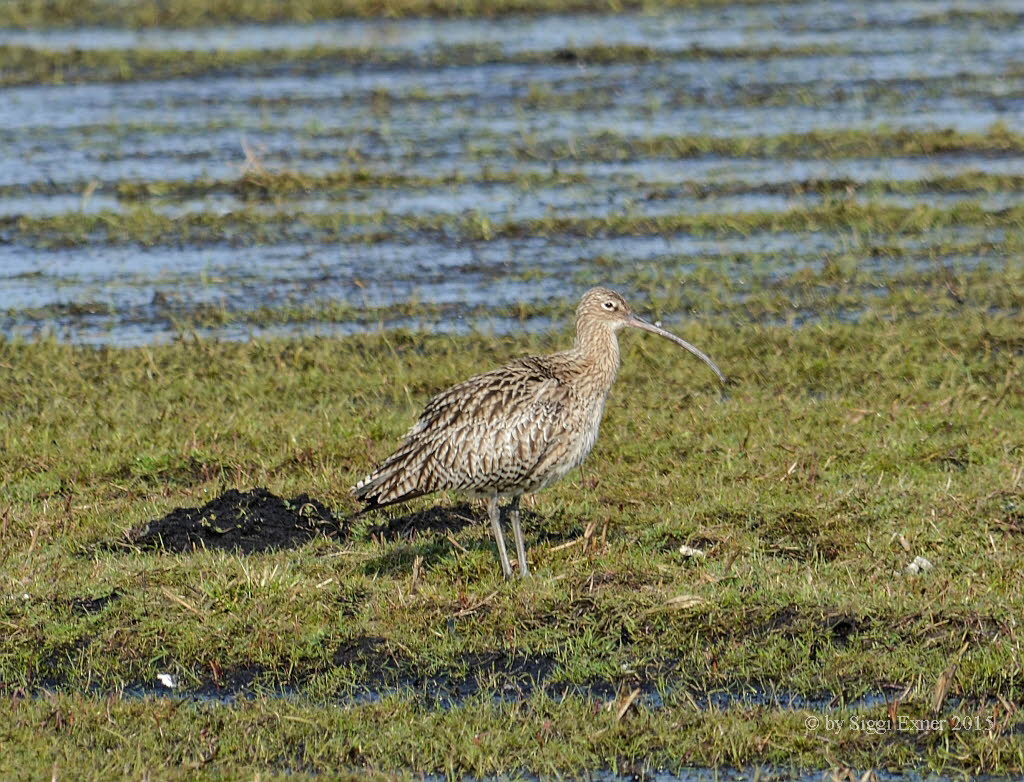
<box><xmin>130</xmin><ymin>488</ymin><xmax>344</xmax><ymax>554</ymax></box>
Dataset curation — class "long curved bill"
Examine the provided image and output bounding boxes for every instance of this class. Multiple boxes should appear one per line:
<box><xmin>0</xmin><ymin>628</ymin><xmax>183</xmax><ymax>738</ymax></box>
<box><xmin>628</xmin><ymin>315</ymin><xmax>727</xmax><ymax>385</ymax></box>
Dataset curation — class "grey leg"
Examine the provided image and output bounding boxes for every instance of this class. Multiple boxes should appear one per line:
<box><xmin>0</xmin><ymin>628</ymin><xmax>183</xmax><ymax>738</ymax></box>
<box><xmin>509</xmin><ymin>496</ymin><xmax>529</xmax><ymax>578</ymax></box>
<box><xmin>488</xmin><ymin>496</ymin><xmax>512</xmax><ymax>579</ymax></box>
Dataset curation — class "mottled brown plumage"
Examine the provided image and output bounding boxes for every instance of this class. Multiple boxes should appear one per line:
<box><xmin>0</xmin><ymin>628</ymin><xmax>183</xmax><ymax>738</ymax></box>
<box><xmin>353</xmin><ymin>287</ymin><xmax>725</xmax><ymax>579</ymax></box>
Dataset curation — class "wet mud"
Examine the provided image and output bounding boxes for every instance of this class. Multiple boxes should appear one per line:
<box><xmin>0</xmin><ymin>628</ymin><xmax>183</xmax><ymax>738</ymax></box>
<box><xmin>127</xmin><ymin>487</ymin><xmax>345</xmax><ymax>553</ymax></box>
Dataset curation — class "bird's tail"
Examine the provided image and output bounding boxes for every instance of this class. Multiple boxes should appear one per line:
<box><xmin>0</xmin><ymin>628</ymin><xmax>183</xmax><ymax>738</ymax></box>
<box><xmin>351</xmin><ymin>465</ymin><xmax>428</xmax><ymax>514</ymax></box>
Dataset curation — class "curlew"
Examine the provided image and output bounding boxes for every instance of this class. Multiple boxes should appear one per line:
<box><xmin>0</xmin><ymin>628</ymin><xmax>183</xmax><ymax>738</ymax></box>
<box><xmin>352</xmin><ymin>287</ymin><xmax>725</xmax><ymax>579</ymax></box>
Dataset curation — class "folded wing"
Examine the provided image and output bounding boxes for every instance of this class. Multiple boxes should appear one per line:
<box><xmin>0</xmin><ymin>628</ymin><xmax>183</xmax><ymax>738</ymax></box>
<box><xmin>352</xmin><ymin>357</ymin><xmax>574</xmax><ymax>511</ymax></box>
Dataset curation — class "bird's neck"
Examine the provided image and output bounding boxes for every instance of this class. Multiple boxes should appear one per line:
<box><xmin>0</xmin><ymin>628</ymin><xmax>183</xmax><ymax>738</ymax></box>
<box><xmin>572</xmin><ymin>321</ymin><xmax>621</xmax><ymax>392</ymax></box>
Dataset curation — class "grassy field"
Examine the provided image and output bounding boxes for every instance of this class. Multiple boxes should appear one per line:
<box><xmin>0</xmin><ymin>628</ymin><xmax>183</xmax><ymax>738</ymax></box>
<box><xmin>3</xmin><ymin>0</ymin><xmax>1024</xmax><ymax>777</ymax></box>
<box><xmin>2</xmin><ymin>287</ymin><xmax>1023</xmax><ymax>778</ymax></box>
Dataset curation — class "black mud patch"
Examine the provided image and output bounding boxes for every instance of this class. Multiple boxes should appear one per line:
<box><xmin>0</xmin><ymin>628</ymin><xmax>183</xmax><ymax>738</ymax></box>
<box><xmin>362</xmin><ymin>503</ymin><xmax>552</xmax><ymax>575</ymax></box>
<box><xmin>366</xmin><ymin>502</ymin><xmax>482</xmax><ymax>542</ymax></box>
<box><xmin>191</xmin><ymin>664</ymin><xmax>272</xmax><ymax>698</ymax></box>
<box><xmin>336</xmin><ymin>645</ymin><xmax>559</xmax><ymax>705</ymax></box>
<box><xmin>328</xmin><ymin>637</ymin><xmax>557</xmax><ymax>704</ymax></box>
<box><xmin>126</xmin><ymin>664</ymin><xmax>279</xmax><ymax>701</ymax></box>
<box><xmin>70</xmin><ymin>590</ymin><xmax>121</xmax><ymax>615</ymax></box>
<box><xmin>366</xmin><ymin>502</ymin><xmax>550</xmax><ymax>542</ymax></box>
<box><xmin>128</xmin><ymin>488</ymin><xmax>345</xmax><ymax>554</ymax></box>
<box><xmin>756</xmin><ymin>607</ymin><xmax>869</xmax><ymax>644</ymax></box>
<box><xmin>447</xmin><ymin>650</ymin><xmax>558</xmax><ymax>701</ymax></box>
<box><xmin>332</xmin><ymin>635</ymin><xmax>392</xmax><ymax>667</ymax></box>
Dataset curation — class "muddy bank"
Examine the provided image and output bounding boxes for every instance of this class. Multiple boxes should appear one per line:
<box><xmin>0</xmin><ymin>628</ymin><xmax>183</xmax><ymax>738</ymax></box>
<box><xmin>126</xmin><ymin>487</ymin><xmax>345</xmax><ymax>553</ymax></box>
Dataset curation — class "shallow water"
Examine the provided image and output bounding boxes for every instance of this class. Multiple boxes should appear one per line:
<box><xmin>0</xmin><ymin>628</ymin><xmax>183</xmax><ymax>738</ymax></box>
<box><xmin>29</xmin><ymin>678</ymin><xmax>1014</xmax><ymax>779</ymax></box>
<box><xmin>34</xmin><ymin>668</ymin><xmax>919</xmax><ymax>714</ymax></box>
<box><xmin>2</xmin><ymin>0</ymin><xmax>1022</xmax><ymax>345</ymax></box>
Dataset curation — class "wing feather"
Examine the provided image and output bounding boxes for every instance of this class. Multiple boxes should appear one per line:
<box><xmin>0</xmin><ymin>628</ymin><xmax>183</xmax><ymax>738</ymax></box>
<box><xmin>352</xmin><ymin>357</ymin><xmax>574</xmax><ymax>510</ymax></box>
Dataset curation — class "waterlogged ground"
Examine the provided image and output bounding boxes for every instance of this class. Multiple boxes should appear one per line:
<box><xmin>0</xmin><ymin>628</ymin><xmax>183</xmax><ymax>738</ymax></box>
<box><xmin>2</xmin><ymin>0</ymin><xmax>1024</xmax><ymax>343</ymax></box>
<box><xmin>2</xmin><ymin>2</ymin><xmax>1024</xmax><ymax>781</ymax></box>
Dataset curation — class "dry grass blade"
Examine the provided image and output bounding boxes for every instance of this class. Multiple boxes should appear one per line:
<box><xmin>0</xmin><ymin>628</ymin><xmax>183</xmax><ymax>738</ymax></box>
<box><xmin>615</xmin><ymin>688</ymin><xmax>642</xmax><ymax>722</ymax></box>
<box><xmin>932</xmin><ymin>662</ymin><xmax>958</xmax><ymax>714</ymax></box>
<box><xmin>549</xmin><ymin>538</ymin><xmax>583</xmax><ymax>552</ymax></box>
<box><xmin>410</xmin><ymin>555</ymin><xmax>424</xmax><ymax>592</ymax></box>
<box><xmin>663</xmin><ymin>594</ymin><xmax>705</xmax><ymax>609</ymax></box>
<box><xmin>643</xmin><ymin>594</ymin><xmax>706</xmax><ymax>616</ymax></box>
<box><xmin>160</xmin><ymin>587</ymin><xmax>202</xmax><ymax>617</ymax></box>
<box><xmin>445</xmin><ymin>530</ymin><xmax>469</xmax><ymax>554</ymax></box>
<box><xmin>452</xmin><ymin>590</ymin><xmax>499</xmax><ymax>618</ymax></box>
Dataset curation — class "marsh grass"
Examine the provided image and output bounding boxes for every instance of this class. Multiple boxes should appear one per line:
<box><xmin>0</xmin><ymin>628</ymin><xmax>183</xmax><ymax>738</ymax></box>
<box><xmin>0</xmin><ymin>42</ymin><xmax>843</xmax><ymax>87</ymax></box>
<box><xmin>8</xmin><ymin>168</ymin><xmax>1024</xmax><ymax>205</ymax></box>
<box><xmin>0</xmin><ymin>0</ymin><xmax>839</xmax><ymax>28</ymax></box>
<box><xmin>515</xmin><ymin>125</ymin><xmax>1024</xmax><ymax>161</ymax></box>
<box><xmin>2</xmin><ymin>0</ymin><xmax>1017</xmax><ymax>27</ymax></box>
<box><xmin>7</xmin><ymin>198</ymin><xmax>1024</xmax><ymax>248</ymax></box>
<box><xmin>11</xmin><ymin>259</ymin><xmax>1022</xmax><ymax>334</ymax></box>
<box><xmin>2</xmin><ymin>295</ymin><xmax>1023</xmax><ymax>777</ymax></box>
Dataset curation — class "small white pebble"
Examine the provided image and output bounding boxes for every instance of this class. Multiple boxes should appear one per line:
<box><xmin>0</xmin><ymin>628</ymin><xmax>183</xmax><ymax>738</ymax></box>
<box><xmin>22</xmin><ymin>593</ymin><xmax>31</xmax><ymax>600</ymax></box>
<box><xmin>906</xmin><ymin>556</ymin><xmax>934</xmax><ymax>575</ymax></box>
<box><xmin>157</xmin><ymin>673</ymin><xmax>178</xmax><ymax>689</ymax></box>
<box><xmin>678</xmin><ymin>544</ymin><xmax>706</xmax><ymax>558</ymax></box>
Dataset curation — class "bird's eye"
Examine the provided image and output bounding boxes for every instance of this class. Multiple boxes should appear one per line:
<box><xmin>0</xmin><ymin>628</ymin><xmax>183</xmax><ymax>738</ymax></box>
<box><xmin>602</xmin><ymin>301</ymin><xmax>616</xmax><ymax>311</ymax></box>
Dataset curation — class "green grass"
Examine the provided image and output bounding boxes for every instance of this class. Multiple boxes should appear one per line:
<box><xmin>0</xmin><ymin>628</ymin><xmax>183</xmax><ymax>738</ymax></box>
<box><xmin>8</xmin><ymin>167</ymin><xmax>1023</xmax><ymax>203</ymax></box>
<box><xmin>5</xmin><ymin>196</ymin><xmax>1023</xmax><ymax>249</ymax></box>
<box><xmin>514</xmin><ymin>125</ymin><xmax>1024</xmax><ymax>161</ymax></box>
<box><xmin>2</xmin><ymin>290</ymin><xmax>1023</xmax><ymax>777</ymax></box>
<box><xmin>0</xmin><ymin>0</ymin><xmax>815</xmax><ymax>28</ymax></box>
<box><xmin>0</xmin><ymin>42</ymin><xmax>842</xmax><ymax>87</ymax></box>
<box><xmin>112</xmin><ymin>167</ymin><xmax>589</xmax><ymax>202</ymax></box>
<box><xmin>2</xmin><ymin>0</ymin><xmax>1015</xmax><ymax>27</ymax></box>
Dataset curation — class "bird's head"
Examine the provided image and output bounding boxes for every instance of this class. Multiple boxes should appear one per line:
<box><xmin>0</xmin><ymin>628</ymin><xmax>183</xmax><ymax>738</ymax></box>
<box><xmin>576</xmin><ymin>287</ymin><xmax>634</xmax><ymax>329</ymax></box>
<box><xmin>575</xmin><ymin>286</ymin><xmax>726</xmax><ymax>384</ymax></box>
